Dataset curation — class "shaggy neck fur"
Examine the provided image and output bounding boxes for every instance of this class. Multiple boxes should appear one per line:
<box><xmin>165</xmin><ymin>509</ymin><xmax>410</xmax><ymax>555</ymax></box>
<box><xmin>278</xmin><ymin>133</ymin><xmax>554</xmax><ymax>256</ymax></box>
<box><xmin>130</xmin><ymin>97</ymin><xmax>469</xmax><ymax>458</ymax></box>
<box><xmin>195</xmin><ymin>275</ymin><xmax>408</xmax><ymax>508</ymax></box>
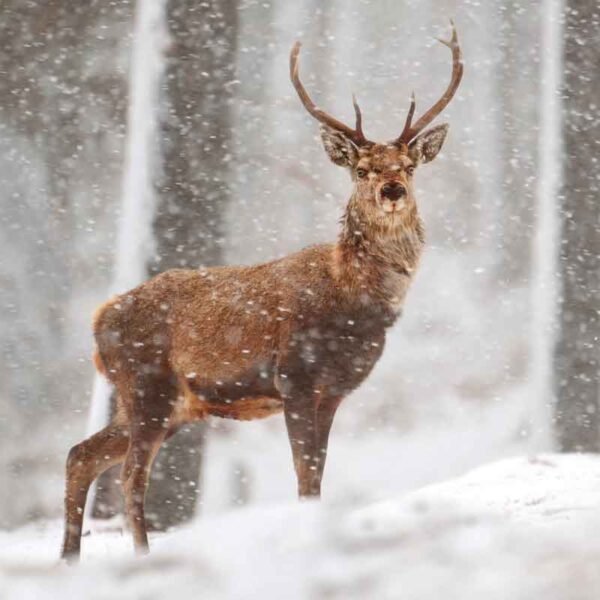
<box><xmin>333</xmin><ymin>193</ymin><xmax>425</xmax><ymax>316</ymax></box>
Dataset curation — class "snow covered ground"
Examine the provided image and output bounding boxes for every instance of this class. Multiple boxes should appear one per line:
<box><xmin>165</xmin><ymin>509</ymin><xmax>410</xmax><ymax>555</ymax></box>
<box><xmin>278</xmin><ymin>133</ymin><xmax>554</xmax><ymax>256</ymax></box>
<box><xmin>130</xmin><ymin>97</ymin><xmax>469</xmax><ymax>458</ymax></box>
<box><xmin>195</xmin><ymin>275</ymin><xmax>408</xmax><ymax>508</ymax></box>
<box><xmin>2</xmin><ymin>454</ymin><xmax>600</xmax><ymax>600</ymax></box>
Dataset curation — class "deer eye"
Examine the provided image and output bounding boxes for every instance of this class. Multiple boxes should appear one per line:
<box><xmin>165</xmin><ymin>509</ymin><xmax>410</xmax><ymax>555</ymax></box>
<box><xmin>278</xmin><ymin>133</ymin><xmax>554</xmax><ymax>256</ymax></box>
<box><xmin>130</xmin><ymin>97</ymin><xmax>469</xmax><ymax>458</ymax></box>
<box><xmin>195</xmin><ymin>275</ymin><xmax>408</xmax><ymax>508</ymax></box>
<box><xmin>407</xmin><ymin>166</ymin><xmax>415</xmax><ymax>176</ymax></box>
<box><xmin>356</xmin><ymin>168</ymin><xmax>368</xmax><ymax>179</ymax></box>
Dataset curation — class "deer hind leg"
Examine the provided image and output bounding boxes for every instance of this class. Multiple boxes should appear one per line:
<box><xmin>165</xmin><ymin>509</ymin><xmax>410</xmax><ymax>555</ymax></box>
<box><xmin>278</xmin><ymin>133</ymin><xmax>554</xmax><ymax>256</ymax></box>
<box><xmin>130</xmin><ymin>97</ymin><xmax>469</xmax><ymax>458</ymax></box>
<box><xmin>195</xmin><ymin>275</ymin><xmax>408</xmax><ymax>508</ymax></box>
<box><xmin>120</xmin><ymin>375</ymin><xmax>175</xmax><ymax>555</ymax></box>
<box><xmin>61</xmin><ymin>422</ymin><xmax>129</xmax><ymax>563</ymax></box>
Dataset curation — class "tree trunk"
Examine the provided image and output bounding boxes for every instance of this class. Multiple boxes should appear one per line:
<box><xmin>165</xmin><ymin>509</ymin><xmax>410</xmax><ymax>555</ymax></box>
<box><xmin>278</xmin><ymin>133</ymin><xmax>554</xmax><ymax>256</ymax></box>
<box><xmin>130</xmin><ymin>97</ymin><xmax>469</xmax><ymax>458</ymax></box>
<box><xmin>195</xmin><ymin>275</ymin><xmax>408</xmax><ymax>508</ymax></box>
<box><xmin>555</xmin><ymin>0</ymin><xmax>600</xmax><ymax>451</ymax></box>
<box><xmin>144</xmin><ymin>0</ymin><xmax>238</xmax><ymax>530</ymax></box>
<box><xmin>93</xmin><ymin>0</ymin><xmax>238</xmax><ymax>528</ymax></box>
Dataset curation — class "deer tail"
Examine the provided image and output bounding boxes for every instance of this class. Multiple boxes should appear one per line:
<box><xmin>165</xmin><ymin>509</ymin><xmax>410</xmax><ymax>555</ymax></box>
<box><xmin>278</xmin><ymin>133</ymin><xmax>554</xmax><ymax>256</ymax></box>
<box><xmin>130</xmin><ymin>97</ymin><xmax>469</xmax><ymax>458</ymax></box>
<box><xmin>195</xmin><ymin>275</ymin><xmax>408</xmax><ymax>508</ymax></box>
<box><xmin>91</xmin><ymin>296</ymin><xmax>118</xmax><ymax>377</ymax></box>
<box><xmin>92</xmin><ymin>348</ymin><xmax>108</xmax><ymax>376</ymax></box>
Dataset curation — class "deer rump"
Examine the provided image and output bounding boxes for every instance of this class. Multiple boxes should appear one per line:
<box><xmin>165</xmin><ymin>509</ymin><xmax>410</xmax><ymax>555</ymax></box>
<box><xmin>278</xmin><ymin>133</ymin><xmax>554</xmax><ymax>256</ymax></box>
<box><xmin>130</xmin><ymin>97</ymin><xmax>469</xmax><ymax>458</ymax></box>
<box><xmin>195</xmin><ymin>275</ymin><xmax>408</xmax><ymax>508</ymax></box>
<box><xmin>94</xmin><ymin>243</ymin><xmax>388</xmax><ymax>428</ymax></box>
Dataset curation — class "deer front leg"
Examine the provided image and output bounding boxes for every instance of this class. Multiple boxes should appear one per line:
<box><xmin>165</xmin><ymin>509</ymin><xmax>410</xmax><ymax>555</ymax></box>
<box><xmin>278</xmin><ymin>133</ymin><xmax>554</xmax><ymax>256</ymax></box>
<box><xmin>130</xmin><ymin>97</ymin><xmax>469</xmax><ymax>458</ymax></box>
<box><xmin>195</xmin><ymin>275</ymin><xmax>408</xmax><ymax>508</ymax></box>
<box><xmin>283</xmin><ymin>394</ymin><xmax>321</xmax><ymax>498</ymax></box>
<box><xmin>314</xmin><ymin>396</ymin><xmax>342</xmax><ymax>488</ymax></box>
<box><xmin>283</xmin><ymin>395</ymin><xmax>342</xmax><ymax>498</ymax></box>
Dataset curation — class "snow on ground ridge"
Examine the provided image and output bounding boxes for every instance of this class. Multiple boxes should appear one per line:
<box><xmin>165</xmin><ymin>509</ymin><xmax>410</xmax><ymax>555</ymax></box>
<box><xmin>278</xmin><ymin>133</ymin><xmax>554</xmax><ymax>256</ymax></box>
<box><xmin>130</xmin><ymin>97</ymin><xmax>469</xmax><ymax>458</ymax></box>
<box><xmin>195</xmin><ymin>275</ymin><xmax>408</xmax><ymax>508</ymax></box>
<box><xmin>2</xmin><ymin>454</ymin><xmax>600</xmax><ymax>599</ymax></box>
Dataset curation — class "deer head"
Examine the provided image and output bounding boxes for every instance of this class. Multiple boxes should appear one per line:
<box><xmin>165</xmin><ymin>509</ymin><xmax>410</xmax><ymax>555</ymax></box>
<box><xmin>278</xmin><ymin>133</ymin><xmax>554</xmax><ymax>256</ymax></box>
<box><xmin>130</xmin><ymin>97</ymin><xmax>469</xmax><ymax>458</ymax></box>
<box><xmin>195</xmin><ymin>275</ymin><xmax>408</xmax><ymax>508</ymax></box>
<box><xmin>290</xmin><ymin>22</ymin><xmax>463</xmax><ymax>224</ymax></box>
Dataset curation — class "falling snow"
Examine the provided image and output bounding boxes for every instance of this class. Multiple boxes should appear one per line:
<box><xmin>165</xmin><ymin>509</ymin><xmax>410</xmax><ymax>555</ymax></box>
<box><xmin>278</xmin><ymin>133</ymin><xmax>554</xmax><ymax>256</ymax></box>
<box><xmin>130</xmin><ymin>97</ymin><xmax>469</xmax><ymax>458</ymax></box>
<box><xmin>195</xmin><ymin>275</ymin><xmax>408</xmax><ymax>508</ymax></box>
<box><xmin>1</xmin><ymin>0</ymin><xmax>599</xmax><ymax>597</ymax></box>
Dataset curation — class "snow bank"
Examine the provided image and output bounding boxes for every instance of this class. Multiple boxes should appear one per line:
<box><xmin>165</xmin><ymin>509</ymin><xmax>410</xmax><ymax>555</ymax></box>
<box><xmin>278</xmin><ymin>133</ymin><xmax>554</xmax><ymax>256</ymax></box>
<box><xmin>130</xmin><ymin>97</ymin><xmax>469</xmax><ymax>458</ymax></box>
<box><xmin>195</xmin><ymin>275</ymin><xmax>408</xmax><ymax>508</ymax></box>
<box><xmin>2</xmin><ymin>454</ymin><xmax>600</xmax><ymax>600</ymax></box>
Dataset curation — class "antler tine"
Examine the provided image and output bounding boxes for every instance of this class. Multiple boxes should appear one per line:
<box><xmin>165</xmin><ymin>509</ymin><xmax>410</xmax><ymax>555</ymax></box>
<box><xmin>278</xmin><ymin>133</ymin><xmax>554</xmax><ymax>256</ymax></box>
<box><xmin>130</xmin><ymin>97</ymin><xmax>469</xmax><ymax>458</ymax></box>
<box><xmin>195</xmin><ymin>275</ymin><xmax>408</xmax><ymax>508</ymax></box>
<box><xmin>290</xmin><ymin>42</ymin><xmax>370</xmax><ymax>147</ymax></box>
<box><xmin>397</xmin><ymin>91</ymin><xmax>416</xmax><ymax>147</ymax></box>
<box><xmin>436</xmin><ymin>17</ymin><xmax>459</xmax><ymax>50</ymax></box>
<box><xmin>352</xmin><ymin>94</ymin><xmax>366</xmax><ymax>142</ymax></box>
<box><xmin>396</xmin><ymin>20</ymin><xmax>463</xmax><ymax>145</ymax></box>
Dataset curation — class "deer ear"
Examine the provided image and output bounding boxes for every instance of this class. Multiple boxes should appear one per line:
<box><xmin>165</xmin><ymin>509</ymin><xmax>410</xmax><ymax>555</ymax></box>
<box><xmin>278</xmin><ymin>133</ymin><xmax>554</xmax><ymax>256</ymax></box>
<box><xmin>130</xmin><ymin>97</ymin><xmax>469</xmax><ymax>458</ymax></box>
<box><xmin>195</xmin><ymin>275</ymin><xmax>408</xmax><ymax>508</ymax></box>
<box><xmin>408</xmin><ymin>123</ymin><xmax>449</xmax><ymax>165</ymax></box>
<box><xmin>319</xmin><ymin>125</ymin><xmax>359</xmax><ymax>168</ymax></box>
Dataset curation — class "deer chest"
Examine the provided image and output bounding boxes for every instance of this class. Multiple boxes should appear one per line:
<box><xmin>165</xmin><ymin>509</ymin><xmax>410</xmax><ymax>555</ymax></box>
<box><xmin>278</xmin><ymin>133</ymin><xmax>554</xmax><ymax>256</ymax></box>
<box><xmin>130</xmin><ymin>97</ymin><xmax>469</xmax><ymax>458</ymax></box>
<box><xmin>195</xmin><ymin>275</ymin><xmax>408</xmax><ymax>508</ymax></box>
<box><xmin>279</xmin><ymin>311</ymin><xmax>388</xmax><ymax>397</ymax></box>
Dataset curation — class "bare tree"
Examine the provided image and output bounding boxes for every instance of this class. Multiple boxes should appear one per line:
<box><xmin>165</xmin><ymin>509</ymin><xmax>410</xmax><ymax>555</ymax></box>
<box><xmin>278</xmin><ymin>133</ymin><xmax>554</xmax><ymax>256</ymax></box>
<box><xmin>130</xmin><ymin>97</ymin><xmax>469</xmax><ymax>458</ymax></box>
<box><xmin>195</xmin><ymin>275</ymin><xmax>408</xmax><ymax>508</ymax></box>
<box><xmin>555</xmin><ymin>0</ymin><xmax>600</xmax><ymax>451</ymax></box>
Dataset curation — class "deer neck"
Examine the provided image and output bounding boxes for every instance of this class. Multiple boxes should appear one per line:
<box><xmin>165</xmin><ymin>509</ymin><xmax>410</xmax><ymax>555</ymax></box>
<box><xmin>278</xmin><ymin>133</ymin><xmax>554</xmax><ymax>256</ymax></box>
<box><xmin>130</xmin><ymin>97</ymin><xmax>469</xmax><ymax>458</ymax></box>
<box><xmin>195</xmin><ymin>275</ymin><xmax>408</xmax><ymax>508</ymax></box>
<box><xmin>333</xmin><ymin>195</ymin><xmax>425</xmax><ymax>316</ymax></box>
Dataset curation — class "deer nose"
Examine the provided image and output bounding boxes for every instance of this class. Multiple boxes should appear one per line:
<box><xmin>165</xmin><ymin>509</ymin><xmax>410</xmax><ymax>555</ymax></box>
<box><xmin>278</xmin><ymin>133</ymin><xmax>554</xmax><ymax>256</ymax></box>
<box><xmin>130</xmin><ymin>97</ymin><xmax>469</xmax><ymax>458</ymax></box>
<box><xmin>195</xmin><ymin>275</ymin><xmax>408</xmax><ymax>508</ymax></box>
<box><xmin>381</xmin><ymin>182</ymin><xmax>406</xmax><ymax>201</ymax></box>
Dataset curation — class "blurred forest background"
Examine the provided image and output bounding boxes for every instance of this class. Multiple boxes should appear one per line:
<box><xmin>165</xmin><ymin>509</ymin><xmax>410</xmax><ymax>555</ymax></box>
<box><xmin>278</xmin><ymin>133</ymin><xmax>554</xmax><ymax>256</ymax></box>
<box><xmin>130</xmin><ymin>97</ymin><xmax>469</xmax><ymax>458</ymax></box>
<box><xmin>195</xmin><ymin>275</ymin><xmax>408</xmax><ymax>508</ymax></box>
<box><xmin>0</xmin><ymin>0</ymin><xmax>597</xmax><ymax>529</ymax></box>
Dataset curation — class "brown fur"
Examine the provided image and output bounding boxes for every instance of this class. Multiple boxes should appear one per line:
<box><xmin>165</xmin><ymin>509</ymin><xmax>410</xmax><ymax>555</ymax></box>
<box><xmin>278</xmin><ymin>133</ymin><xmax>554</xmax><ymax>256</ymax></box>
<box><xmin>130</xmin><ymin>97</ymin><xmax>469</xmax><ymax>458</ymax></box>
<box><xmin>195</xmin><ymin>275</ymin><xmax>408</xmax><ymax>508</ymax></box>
<box><xmin>61</xmin><ymin>64</ymin><xmax>455</xmax><ymax>562</ymax></box>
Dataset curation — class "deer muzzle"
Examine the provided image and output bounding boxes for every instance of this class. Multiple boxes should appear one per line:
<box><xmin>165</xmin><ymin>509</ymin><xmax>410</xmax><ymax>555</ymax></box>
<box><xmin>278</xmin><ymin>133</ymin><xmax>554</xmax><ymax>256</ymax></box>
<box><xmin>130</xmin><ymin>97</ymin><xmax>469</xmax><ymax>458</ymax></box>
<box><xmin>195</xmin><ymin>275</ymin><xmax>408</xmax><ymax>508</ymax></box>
<box><xmin>381</xmin><ymin>181</ymin><xmax>407</xmax><ymax>201</ymax></box>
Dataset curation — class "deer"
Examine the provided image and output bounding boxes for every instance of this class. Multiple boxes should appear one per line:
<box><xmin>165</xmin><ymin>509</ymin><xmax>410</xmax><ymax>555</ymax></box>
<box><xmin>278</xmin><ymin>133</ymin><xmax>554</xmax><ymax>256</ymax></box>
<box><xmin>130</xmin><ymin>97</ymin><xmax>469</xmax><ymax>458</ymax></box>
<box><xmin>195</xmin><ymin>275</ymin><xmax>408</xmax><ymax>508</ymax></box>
<box><xmin>61</xmin><ymin>23</ymin><xmax>463</xmax><ymax>562</ymax></box>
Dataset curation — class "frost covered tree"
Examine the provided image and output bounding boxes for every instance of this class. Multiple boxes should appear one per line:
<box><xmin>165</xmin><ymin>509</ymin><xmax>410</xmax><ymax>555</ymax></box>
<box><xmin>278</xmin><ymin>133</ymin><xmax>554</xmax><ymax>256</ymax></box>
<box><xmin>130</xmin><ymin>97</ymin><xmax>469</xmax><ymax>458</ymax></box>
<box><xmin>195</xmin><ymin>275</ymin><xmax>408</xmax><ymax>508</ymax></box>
<box><xmin>145</xmin><ymin>0</ymin><xmax>238</xmax><ymax>529</ymax></box>
<box><xmin>555</xmin><ymin>0</ymin><xmax>600</xmax><ymax>451</ymax></box>
<box><xmin>93</xmin><ymin>0</ymin><xmax>238</xmax><ymax>528</ymax></box>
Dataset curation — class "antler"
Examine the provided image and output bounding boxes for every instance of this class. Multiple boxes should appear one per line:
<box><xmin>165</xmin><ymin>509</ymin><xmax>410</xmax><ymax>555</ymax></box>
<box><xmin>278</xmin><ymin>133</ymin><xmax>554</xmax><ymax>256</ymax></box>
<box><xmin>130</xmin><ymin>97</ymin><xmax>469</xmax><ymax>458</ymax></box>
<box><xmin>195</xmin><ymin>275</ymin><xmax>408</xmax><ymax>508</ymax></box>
<box><xmin>290</xmin><ymin>42</ymin><xmax>372</xmax><ymax>147</ymax></box>
<box><xmin>396</xmin><ymin>20</ymin><xmax>463</xmax><ymax>146</ymax></box>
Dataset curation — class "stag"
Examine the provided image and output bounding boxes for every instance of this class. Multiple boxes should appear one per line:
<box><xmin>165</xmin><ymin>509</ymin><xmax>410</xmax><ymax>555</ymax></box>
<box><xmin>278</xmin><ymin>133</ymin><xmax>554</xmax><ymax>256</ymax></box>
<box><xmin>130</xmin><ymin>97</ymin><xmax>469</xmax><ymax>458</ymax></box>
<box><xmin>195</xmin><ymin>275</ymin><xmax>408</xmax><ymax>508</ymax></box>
<box><xmin>61</xmin><ymin>23</ymin><xmax>463</xmax><ymax>561</ymax></box>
